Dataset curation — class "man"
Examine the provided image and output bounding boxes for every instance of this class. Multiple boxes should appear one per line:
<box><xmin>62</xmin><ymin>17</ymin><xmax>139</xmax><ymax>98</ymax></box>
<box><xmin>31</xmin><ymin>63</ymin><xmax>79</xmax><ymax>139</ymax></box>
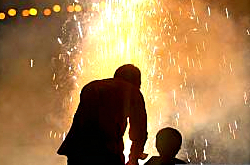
<box><xmin>57</xmin><ymin>64</ymin><xmax>148</xmax><ymax>165</ymax></box>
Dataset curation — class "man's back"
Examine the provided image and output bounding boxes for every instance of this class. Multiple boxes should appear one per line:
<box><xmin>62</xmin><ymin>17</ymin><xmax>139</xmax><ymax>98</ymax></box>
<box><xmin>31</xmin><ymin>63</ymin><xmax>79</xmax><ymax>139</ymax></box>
<box><xmin>58</xmin><ymin>78</ymin><xmax>146</xmax><ymax>158</ymax></box>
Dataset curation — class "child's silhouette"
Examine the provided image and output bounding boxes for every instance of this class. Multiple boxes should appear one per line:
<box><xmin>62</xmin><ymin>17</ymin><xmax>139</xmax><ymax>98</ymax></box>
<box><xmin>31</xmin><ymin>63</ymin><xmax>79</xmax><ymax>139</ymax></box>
<box><xmin>145</xmin><ymin>127</ymin><xmax>186</xmax><ymax>165</ymax></box>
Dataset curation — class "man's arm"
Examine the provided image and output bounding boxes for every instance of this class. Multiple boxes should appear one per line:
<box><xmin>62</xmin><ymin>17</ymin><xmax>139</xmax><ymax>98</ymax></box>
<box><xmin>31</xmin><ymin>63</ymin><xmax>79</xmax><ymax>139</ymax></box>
<box><xmin>128</xmin><ymin>91</ymin><xmax>148</xmax><ymax>164</ymax></box>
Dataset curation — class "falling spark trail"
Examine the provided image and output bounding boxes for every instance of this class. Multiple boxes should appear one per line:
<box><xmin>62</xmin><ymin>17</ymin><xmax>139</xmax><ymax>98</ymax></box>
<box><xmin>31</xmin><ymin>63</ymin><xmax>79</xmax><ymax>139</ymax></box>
<box><xmin>218</xmin><ymin>123</ymin><xmax>221</xmax><ymax>133</ymax></box>
<box><xmin>243</xmin><ymin>92</ymin><xmax>247</xmax><ymax>104</ymax></box>
<box><xmin>247</xmin><ymin>29</ymin><xmax>250</xmax><ymax>35</ymax></box>
<box><xmin>78</xmin><ymin>21</ymin><xmax>83</xmax><ymax>38</ymax></box>
<box><xmin>225</xmin><ymin>8</ymin><xmax>229</xmax><ymax>19</ymax></box>
<box><xmin>205</xmin><ymin>139</ymin><xmax>208</xmax><ymax>147</ymax></box>
<box><xmin>30</xmin><ymin>59</ymin><xmax>34</xmax><ymax>67</ymax></box>
<box><xmin>58</xmin><ymin>37</ymin><xmax>62</xmax><ymax>44</ymax></box>
<box><xmin>203</xmin><ymin>149</ymin><xmax>206</xmax><ymax>160</ymax></box>
<box><xmin>234</xmin><ymin>120</ymin><xmax>238</xmax><ymax>130</ymax></box>
<box><xmin>207</xmin><ymin>6</ymin><xmax>211</xmax><ymax>16</ymax></box>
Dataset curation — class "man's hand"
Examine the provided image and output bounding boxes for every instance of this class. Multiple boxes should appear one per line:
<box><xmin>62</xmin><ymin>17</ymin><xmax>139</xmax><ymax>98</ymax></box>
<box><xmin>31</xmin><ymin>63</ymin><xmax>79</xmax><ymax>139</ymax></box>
<box><xmin>125</xmin><ymin>160</ymin><xmax>139</xmax><ymax>165</ymax></box>
<box><xmin>126</xmin><ymin>153</ymin><xmax>148</xmax><ymax>165</ymax></box>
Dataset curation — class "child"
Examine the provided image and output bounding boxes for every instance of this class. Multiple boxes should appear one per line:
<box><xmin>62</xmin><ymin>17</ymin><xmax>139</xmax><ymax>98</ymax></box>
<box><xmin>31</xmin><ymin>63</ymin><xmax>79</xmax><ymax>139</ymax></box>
<box><xmin>145</xmin><ymin>127</ymin><xmax>186</xmax><ymax>165</ymax></box>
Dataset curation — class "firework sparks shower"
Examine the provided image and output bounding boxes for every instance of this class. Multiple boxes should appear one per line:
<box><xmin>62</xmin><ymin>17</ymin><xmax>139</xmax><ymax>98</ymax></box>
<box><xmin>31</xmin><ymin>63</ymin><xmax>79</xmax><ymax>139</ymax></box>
<box><xmin>51</xmin><ymin>0</ymin><xmax>250</xmax><ymax>164</ymax></box>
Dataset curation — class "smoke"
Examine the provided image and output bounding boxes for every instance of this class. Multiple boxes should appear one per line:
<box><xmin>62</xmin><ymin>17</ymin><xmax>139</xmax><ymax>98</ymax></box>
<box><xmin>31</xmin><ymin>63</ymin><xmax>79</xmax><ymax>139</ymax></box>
<box><xmin>0</xmin><ymin>21</ymin><xmax>66</xmax><ymax>164</ymax></box>
<box><xmin>137</xmin><ymin>1</ymin><xmax>250</xmax><ymax>163</ymax></box>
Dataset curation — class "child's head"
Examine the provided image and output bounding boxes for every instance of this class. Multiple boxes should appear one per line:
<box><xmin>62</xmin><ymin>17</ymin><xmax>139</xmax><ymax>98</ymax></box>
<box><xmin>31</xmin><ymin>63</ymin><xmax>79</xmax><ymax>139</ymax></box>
<box><xmin>156</xmin><ymin>127</ymin><xmax>182</xmax><ymax>158</ymax></box>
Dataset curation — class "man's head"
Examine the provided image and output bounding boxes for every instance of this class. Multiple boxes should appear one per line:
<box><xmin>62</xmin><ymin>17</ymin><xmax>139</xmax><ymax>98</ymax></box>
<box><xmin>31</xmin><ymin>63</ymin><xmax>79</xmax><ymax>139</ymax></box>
<box><xmin>156</xmin><ymin>127</ymin><xmax>182</xmax><ymax>158</ymax></box>
<box><xmin>114</xmin><ymin>64</ymin><xmax>141</xmax><ymax>88</ymax></box>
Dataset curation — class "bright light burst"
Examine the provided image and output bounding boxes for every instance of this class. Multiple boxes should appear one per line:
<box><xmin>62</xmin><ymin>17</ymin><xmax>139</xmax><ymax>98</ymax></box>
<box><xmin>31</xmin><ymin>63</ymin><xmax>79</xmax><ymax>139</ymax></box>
<box><xmin>52</xmin><ymin>0</ymin><xmax>250</xmax><ymax>164</ymax></box>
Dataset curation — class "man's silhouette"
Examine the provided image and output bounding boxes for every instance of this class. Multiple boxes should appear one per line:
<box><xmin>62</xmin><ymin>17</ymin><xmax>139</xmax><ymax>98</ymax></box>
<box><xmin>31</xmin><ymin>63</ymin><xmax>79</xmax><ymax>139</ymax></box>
<box><xmin>144</xmin><ymin>127</ymin><xmax>186</xmax><ymax>165</ymax></box>
<box><xmin>57</xmin><ymin>64</ymin><xmax>147</xmax><ymax>165</ymax></box>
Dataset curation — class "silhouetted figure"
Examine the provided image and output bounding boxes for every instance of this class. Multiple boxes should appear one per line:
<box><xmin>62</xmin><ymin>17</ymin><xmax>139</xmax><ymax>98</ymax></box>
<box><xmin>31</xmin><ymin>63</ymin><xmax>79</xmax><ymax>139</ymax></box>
<box><xmin>145</xmin><ymin>127</ymin><xmax>186</xmax><ymax>165</ymax></box>
<box><xmin>57</xmin><ymin>64</ymin><xmax>147</xmax><ymax>165</ymax></box>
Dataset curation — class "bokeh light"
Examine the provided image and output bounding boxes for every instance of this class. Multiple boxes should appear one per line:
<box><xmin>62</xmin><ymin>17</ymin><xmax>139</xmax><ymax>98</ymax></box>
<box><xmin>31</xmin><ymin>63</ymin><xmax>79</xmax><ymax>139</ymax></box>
<box><xmin>74</xmin><ymin>4</ymin><xmax>82</xmax><ymax>12</ymax></box>
<box><xmin>8</xmin><ymin>8</ymin><xmax>17</xmax><ymax>17</ymax></box>
<box><xmin>0</xmin><ymin>12</ymin><xmax>5</xmax><ymax>20</ymax></box>
<box><xmin>53</xmin><ymin>4</ymin><xmax>61</xmax><ymax>13</ymax></box>
<box><xmin>43</xmin><ymin>8</ymin><xmax>52</xmax><ymax>16</ymax></box>
<box><xmin>22</xmin><ymin>9</ymin><xmax>29</xmax><ymax>17</ymax></box>
<box><xmin>29</xmin><ymin>8</ymin><xmax>38</xmax><ymax>16</ymax></box>
<box><xmin>67</xmin><ymin>5</ymin><xmax>75</xmax><ymax>13</ymax></box>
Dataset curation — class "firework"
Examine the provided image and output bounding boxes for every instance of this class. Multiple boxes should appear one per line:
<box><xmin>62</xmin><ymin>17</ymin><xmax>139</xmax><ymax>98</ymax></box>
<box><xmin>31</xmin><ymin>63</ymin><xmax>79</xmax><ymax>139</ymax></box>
<box><xmin>52</xmin><ymin>0</ymin><xmax>250</xmax><ymax>164</ymax></box>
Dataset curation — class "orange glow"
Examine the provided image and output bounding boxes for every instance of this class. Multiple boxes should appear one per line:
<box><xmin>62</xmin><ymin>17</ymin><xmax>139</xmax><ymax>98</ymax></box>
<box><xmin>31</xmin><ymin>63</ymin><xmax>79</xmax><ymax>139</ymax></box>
<box><xmin>100</xmin><ymin>1</ymin><xmax>106</xmax><ymax>10</ymax></box>
<box><xmin>8</xmin><ymin>8</ymin><xmax>17</xmax><ymax>17</ymax></box>
<box><xmin>29</xmin><ymin>8</ymin><xmax>38</xmax><ymax>16</ymax></box>
<box><xmin>22</xmin><ymin>9</ymin><xmax>29</xmax><ymax>17</ymax></box>
<box><xmin>53</xmin><ymin>4</ymin><xmax>61</xmax><ymax>13</ymax></box>
<box><xmin>0</xmin><ymin>12</ymin><xmax>5</xmax><ymax>20</ymax></box>
<box><xmin>74</xmin><ymin>4</ymin><xmax>82</xmax><ymax>12</ymax></box>
<box><xmin>43</xmin><ymin>8</ymin><xmax>51</xmax><ymax>16</ymax></box>
<box><xmin>67</xmin><ymin>5</ymin><xmax>74</xmax><ymax>13</ymax></box>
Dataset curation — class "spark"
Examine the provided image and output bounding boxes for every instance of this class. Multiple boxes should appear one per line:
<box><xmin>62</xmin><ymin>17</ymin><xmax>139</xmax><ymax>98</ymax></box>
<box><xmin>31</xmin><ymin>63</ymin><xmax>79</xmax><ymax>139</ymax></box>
<box><xmin>219</xmin><ymin>98</ymin><xmax>223</xmax><ymax>107</ymax></box>
<box><xmin>75</xmin><ymin>83</ymin><xmax>79</xmax><ymax>88</ymax></box>
<box><xmin>78</xmin><ymin>21</ymin><xmax>83</xmax><ymax>38</ymax></box>
<box><xmin>229</xmin><ymin>62</ymin><xmax>233</xmax><ymax>73</ymax></box>
<box><xmin>190</xmin><ymin>0</ymin><xmax>196</xmax><ymax>16</ymax></box>
<box><xmin>232</xmin><ymin>130</ymin><xmax>236</xmax><ymax>139</ymax></box>
<box><xmin>234</xmin><ymin>120</ymin><xmax>238</xmax><ymax>130</ymax></box>
<box><xmin>57</xmin><ymin>37</ymin><xmax>62</xmax><ymax>44</ymax></box>
<box><xmin>53</xmin><ymin>73</ymin><xmax>56</xmax><ymax>81</ymax></box>
<box><xmin>173</xmin><ymin>89</ymin><xmax>177</xmax><ymax>106</ymax></box>
<box><xmin>229</xmin><ymin>123</ymin><xmax>232</xmax><ymax>133</ymax></box>
<box><xmin>49</xmin><ymin>130</ymin><xmax>52</xmax><ymax>138</ymax></box>
<box><xmin>225</xmin><ymin>8</ymin><xmax>229</xmax><ymax>19</ymax></box>
<box><xmin>207</xmin><ymin>6</ymin><xmax>211</xmax><ymax>16</ymax></box>
<box><xmin>188</xmin><ymin>106</ymin><xmax>192</xmax><ymax>115</ymax></box>
<box><xmin>30</xmin><ymin>59</ymin><xmax>34</xmax><ymax>67</ymax></box>
<box><xmin>186</xmin><ymin>152</ymin><xmax>191</xmax><ymax>163</ymax></box>
<box><xmin>205</xmin><ymin>22</ymin><xmax>209</xmax><ymax>32</ymax></box>
<box><xmin>203</xmin><ymin>149</ymin><xmax>206</xmax><ymax>160</ymax></box>
<box><xmin>243</xmin><ymin>91</ymin><xmax>247</xmax><ymax>104</ymax></box>
<box><xmin>194</xmin><ymin>149</ymin><xmax>198</xmax><ymax>158</ymax></box>
<box><xmin>175</xmin><ymin>117</ymin><xmax>179</xmax><ymax>127</ymax></box>
<box><xmin>54</xmin><ymin>132</ymin><xmax>57</xmax><ymax>138</ymax></box>
<box><xmin>63</xmin><ymin>132</ymin><xmax>66</xmax><ymax>141</ymax></box>
<box><xmin>247</xmin><ymin>29</ymin><xmax>250</xmax><ymax>35</ymax></box>
<box><xmin>191</xmin><ymin>87</ymin><xmax>195</xmax><ymax>100</ymax></box>
<box><xmin>218</xmin><ymin>123</ymin><xmax>221</xmax><ymax>133</ymax></box>
<box><xmin>205</xmin><ymin>139</ymin><xmax>208</xmax><ymax>147</ymax></box>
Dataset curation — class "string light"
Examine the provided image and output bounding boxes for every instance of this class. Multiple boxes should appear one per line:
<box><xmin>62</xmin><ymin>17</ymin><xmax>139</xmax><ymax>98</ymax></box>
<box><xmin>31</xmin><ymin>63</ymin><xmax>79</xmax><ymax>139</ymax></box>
<box><xmin>0</xmin><ymin>12</ymin><xmax>5</xmax><ymax>20</ymax></box>
<box><xmin>43</xmin><ymin>8</ymin><xmax>52</xmax><ymax>16</ymax></box>
<box><xmin>53</xmin><ymin>5</ymin><xmax>61</xmax><ymax>13</ymax></box>
<box><xmin>67</xmin><ymin>5</ymin><xmax>75</xmax><ymax>13</ymax></box>
<box><xmin>22</xmin><ymin>9</ymin><xmax>29</xmax><ymax>17</ymax></box>
<box><xmin>0</xmin><ymin>3</ymin><xmax>84</xmax><ymax>20</ymax></box>
<box><xmin>74</xmin><ymin>4</ymin><xmax>82</xmax><ymax>12</ymax></box>
<box><xmin>8</xmin><ymin>8</ymin><xmax>17</xmax><ymax>17</ymax></box>
<box><xmin>29</xmin><ymin>8</ymin><xmax>38</xmax><ymax>16</ymax></box>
